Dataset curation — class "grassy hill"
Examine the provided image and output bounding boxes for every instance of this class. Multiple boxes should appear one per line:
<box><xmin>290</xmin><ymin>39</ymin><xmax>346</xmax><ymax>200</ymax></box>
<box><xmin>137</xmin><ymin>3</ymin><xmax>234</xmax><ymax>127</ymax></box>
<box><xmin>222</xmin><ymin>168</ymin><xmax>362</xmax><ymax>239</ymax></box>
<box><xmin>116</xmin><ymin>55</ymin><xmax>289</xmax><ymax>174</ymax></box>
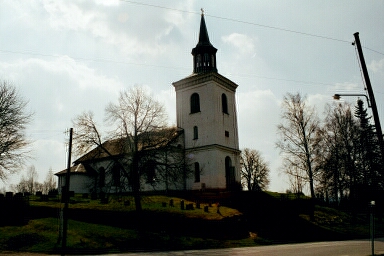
<box><xmin>0</xmin><ymin>192</ymin><xmax>381</xmax><ymax>254</ymax></box>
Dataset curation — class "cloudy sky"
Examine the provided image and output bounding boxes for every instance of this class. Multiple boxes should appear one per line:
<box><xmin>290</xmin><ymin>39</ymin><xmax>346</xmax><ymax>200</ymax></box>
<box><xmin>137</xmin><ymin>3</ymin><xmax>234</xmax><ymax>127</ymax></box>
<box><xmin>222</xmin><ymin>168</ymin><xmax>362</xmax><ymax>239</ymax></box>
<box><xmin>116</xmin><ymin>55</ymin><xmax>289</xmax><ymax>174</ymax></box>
<box><xmin>1</xmin><ymin>0</ymin><xmax>384</xmax><ymax>193</ymax></box>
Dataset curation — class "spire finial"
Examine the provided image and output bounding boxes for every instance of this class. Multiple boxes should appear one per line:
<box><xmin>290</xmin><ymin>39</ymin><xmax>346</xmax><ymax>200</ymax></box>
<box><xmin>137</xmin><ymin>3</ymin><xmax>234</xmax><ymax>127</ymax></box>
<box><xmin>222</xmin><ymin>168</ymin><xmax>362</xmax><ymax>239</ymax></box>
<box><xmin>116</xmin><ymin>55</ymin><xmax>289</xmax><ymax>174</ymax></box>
<box><xmin>201</xmin><ymin>8</ymin><xmax>204</xmax><ymax>15</ymax></box>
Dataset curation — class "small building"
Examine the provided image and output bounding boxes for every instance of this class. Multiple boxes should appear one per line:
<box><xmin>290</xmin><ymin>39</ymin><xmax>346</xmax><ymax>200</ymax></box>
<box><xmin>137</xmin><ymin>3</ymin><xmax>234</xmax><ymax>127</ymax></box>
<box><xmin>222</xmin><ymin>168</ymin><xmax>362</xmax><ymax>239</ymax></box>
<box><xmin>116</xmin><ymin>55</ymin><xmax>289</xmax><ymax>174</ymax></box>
<box><xmin>56</xmin><ymin>128</ymin><xmax>185</xmax><ymax>194</ymax></box>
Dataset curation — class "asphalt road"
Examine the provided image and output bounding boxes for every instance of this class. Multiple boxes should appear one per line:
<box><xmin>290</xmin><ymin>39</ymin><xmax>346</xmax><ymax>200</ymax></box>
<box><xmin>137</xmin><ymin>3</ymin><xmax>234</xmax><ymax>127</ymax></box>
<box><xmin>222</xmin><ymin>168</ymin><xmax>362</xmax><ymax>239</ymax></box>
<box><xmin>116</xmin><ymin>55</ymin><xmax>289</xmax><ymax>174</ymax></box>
<box><xmin>0</xmin><ymin>239</ymin><xmax>382</xmax><ymax>256</ymax></box>
<box><xmin>117</xmin><ymin>238</ymin><xmax>384</xmax><ymax>256</ymax></box>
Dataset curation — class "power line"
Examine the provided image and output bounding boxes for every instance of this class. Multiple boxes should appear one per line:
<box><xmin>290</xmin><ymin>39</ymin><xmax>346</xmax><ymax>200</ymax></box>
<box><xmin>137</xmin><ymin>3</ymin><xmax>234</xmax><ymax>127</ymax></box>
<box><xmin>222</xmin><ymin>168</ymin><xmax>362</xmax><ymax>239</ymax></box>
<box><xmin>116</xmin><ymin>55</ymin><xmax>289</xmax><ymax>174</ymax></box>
<box><xmin>120</xmin><ymin>0</ymin><xmax>351</xmax><ymax>44</ymax></box>
<box><xmin>226</xmin><ymin>73</ymin><xmax>335</xmax><ymax>87</ymax></box>
<box><xmin>1</xmin><ymin>1</ymin><xmax>382</xmax><ymax>89</ymax></box>
<box><xmin>119</xmin><ymin>0</ymin><xmax>198</xmax><ymax>15</ymax></box>
<box><xmin>120</xmin><ymin>0</ymin><xmax>384</xmax><ymax>54</ymax></box>
<box><xmin>1</xmin><ymin>1</ymin><xmax>381</xmax><ymax>60</ymax></box>
<box><xmin>0</xmin><ymin>49</ymin><xmax>188</xmax><ymax>71</ymax></box>
<box><xmin>364</xmin><ymin>46</ymin><xmax>384</xmax><ymax>56</ymax></box>
<box><xmin>0</xmin><ymin>48</ymin><xmax>341</xmax><ymax>87</ymax></box>
<box><xmin>207</xmin><ymin>14</ymin><xmax>351</xmax><ymax>44</ymax></box>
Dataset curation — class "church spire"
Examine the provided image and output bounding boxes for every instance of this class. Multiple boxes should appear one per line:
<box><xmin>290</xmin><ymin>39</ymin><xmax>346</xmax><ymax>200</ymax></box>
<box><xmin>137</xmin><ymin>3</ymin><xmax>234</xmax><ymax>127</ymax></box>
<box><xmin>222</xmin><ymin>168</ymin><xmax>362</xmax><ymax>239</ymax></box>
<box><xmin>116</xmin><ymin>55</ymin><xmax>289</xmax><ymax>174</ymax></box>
<box><xmin>192</xmin><ymin>10</ymin><xmax>217</xmax><ymax>74</ymax></box>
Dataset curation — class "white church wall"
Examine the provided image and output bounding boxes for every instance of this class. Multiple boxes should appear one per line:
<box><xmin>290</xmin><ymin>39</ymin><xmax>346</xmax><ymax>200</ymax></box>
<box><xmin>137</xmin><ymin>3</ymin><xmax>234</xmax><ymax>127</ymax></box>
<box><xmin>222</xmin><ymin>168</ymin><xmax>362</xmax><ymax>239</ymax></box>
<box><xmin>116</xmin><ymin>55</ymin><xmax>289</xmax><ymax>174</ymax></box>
<box><xmin>186</xmin><ymin>146</ymin><xmax>240</xmax><ymax>190</ymax></box>
<box><xmin>58</xmin><ymin>174</ymin><xmax>92</xmax><ymax>194</ymax></box>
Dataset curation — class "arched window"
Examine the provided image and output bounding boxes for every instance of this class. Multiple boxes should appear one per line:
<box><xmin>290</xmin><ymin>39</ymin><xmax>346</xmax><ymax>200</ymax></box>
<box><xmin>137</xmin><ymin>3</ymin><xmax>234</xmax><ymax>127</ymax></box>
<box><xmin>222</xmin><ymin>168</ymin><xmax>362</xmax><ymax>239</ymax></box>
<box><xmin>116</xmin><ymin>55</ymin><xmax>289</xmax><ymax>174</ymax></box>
<box><xmin>190</xmin><ymin>93</ymin><xmax>200</xmax><ymax>113</ymax></box>
<box><xmin>197</xmin><ymin>54</ymin><xmax>202</xmax><ymax>67</ymax></box>
<box><xmin>204</xmin><ymin>53</ymin><xmax>209</xmax><ymax>67</ymax></box>
<box><xmin>222</xmin><ymin>93</ymin><xmax>228</xmax><ymax>114</ymax></box>
<box><xmin>194</xmin><ymin>162</ymin><xmax>200</xmax><ymax>182</ymax></box>
<box><xmin>225</xmin><ymin>156</ymin><xmax>235</xmax><ymax>189</ymax></box>
<box><xmin>193</xmin><ymin>126</ymin><xmax>198</xmax><ymax>140</ymax></box>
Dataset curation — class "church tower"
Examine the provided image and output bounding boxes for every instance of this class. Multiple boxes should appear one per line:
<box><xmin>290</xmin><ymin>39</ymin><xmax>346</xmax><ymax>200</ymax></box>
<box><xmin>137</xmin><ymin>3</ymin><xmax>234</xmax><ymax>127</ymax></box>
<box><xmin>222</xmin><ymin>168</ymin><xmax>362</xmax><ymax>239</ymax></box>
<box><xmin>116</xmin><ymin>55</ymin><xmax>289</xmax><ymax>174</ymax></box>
<box><xmin>173</xmin><ymin>12</ymin><xmax>241</xmax><ymax>190</ymax></box>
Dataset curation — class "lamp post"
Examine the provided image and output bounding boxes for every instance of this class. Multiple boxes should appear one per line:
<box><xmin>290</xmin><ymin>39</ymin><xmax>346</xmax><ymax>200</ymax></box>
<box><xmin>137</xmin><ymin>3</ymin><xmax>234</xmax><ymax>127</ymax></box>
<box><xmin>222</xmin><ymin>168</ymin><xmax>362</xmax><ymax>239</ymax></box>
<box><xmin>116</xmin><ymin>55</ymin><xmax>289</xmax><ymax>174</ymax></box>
<box><xmin>370</xmin><ymin>200</ymin><xmax>375</xmax><ymax>256</ymax></box>
<box><xmin>333</xmin><ymin>94</ymin><xmax>371</xmax><ymax>108</ymax></box>
<box><xmin>353</xmin><ymin>32</ymin><xmax>384</xmax><ymax>168</ymax></box>
<box><xmin>333</xmin><ymin>93</ymin><xmax>384</xmax><ymax>166</ymax></box>
<box><xmin>333</xmin><ymin>94</ymin><xmax>378</xmax><ymax>256</ymax></box>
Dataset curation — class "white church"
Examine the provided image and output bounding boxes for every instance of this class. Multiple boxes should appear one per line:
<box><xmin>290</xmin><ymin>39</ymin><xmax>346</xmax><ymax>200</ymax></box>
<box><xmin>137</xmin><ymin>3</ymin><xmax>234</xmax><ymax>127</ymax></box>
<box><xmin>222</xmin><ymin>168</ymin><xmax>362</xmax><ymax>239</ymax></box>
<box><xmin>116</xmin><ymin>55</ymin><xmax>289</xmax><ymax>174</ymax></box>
<box><xmin>56</xmin><ymin>13</ymin><xmax>241</xmax><ymax>194</ymax></box>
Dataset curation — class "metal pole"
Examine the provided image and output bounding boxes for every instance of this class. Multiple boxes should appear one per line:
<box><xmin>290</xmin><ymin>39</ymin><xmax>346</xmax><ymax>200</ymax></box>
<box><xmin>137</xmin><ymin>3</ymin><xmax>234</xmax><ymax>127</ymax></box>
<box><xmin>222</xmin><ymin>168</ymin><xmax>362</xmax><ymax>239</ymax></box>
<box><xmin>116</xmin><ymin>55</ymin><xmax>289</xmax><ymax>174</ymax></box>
<box><xmin>354</xmin><ymin>32</ymin><xmax>384</xmax><ymax>166</ymax></box>
<box><xmin>62</xmin><ymin>128</ymin><xmax>73</xmax><ymax>251</ymax></box>
<box><xmin>371</xmin><ymin>201</ymin><xmax>375</xmax><ymax>256</ymax></box>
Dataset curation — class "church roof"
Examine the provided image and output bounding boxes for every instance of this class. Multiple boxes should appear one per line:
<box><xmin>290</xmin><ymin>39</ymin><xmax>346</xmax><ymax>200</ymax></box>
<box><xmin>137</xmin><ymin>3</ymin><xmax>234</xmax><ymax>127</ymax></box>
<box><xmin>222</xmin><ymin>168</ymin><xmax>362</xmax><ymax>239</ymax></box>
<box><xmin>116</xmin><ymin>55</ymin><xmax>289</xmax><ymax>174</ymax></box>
<box><xmin>55</xmin><ymin>163</ymin><xmax>97</xmax><ymax>176</ymax></box>
<box><xmin>173</xmin><ymin>72</ymin><xmax>238</xmax><ymax>92</ymax></box>
<box><xmin>192</xmin><ymin>13</ymin><xmax>217</xmax><ymax>53</ymax></box>
<box><xmin>197</xmin><ymin>13</ymin><xmax>212</xmax><ymax>47</ymax></box>
<box><xmin>74</xmin><ymin>138</ymin><xmax>125</xmax><ymax>164</ymax></box>
<box><xmin>191</xmin><ymin>13</ymin><xmax>218</xmax><ymax>74</ymax></box>
<box><xmin>73</xmin><ymin>127</ymin><xmax>183</xmax><ymax>164</ymax></box>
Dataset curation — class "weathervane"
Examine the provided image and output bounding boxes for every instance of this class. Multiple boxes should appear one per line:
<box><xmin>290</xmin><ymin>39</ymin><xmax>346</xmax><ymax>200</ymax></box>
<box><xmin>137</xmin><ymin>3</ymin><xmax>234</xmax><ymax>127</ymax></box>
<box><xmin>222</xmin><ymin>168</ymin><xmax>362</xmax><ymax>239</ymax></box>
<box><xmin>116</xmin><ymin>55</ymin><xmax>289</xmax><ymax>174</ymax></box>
<box><xmin>201</xmin><ymin>8</ymin><xmax>204</xmax><ymax>15</ymax></box>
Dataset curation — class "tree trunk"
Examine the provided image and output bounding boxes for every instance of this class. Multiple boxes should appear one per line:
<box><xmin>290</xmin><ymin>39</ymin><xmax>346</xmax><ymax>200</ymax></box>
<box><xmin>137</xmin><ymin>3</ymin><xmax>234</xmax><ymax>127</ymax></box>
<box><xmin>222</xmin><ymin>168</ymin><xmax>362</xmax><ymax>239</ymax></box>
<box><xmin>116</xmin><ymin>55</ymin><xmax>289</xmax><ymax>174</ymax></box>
<box><xmin>309</xmin><ymin>175</ymin><xmax>315</xmax><ymax>221</ymax></box>
<box><xmin>131</xmin><ymin>151</ymin><xmax>142</xmax><ymax>212</ymax></box>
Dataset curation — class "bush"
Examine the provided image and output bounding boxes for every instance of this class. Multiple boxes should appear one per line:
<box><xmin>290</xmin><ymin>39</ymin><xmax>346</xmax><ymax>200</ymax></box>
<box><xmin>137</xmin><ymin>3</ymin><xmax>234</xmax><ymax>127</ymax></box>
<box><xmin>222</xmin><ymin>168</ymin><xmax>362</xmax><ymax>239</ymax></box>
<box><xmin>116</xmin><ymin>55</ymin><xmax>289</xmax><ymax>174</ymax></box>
<box><xmin>0</xmin><ymin>196</ymin><xmax>29</xmax><ymax>226</ymax></box>
<box><xmin>48</xmin><ymin>189</ymin><xmax>58</xmax><ymax>196</ymax></box>
<box><xmin>6</xmin><ymin>233</ymin><xmax>47</xmax><ymax>251</ymax></box>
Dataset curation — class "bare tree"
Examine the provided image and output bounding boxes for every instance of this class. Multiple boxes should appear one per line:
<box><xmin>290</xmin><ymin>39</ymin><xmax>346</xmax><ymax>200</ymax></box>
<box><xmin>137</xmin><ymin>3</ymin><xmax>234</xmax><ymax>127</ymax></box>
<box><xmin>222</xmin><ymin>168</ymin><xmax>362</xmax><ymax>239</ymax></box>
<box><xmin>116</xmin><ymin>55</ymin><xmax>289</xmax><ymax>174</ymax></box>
<box><xmin>285</xmin><ymin>162</ymin><xmax>306</xmax><ymax>196</ymax></box>
<box><xmin>276</xmin><ymin>93</ymin><xmax>320</xmax><ymax>199</ymax></box>
<box><xmin>73</xmin><ymin>86</ymin><xmax>171</xmax><ymax>212</ymax></box>
<box><xmin>240</xmin><ymin>148</ymin><xmax>270</xmax><ymax>191</ymax></box>
<box><xmin>72</xmin><ymin>111</ymin><xmax>104</xmax><ymax>157</ymax></box>
<box><xmin>0</xmin><ymin>81</ymin><xmax>33</xmax><ymax>180</ymax></box>
<box><xmin>26</xmin><ymin>165</ymin><xmax>38</xmax><ymax>194</ymax></box>
<box><xmin>105</xmin><ymin>86</ymin><xmax>168</xmax><ymax>212</ymax></box>
<box><xmin>317</xmin><ymin>102</ymin><xmax>362</xmax><ymax>205</ymax></box>
<box><xmin>12</xmin><ymin>175</ymin><xmax>28</xmax><ymax>193</ymax></box>
<box><xmin>12</xmin><ymin>165</ymin><xmax>41</xmax><ymax>194</ymax></box>
<box><xmin>43</xmin><ymin>168</ymin><xmax>57</xmax><ymax>194</ymax></box>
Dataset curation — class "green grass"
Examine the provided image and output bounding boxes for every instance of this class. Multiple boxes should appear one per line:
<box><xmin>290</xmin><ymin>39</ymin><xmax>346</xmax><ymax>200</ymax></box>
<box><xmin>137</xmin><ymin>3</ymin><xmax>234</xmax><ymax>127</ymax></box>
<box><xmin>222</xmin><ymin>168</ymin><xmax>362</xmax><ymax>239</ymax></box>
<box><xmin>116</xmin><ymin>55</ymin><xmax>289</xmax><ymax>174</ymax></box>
<box><xmin>3</xmin><ymin>193</ymin><xmax>381</xmax><ymax>254</ymax></box>
<box><xmin>299</xmin><ymin>205</ymin><xmax>384</xmax><ymax>238</ymax></box>
<box><xmin>0</xmin><ymin>195</ymin><xmax>245</xmax><ymax>253</ymax></box>
<box><xmin>0</xmin><ymin>218</ymin><xmax>57</xmax><ymax>253</ymax></box>
<box><xmin>0</xmin><ymin>218</ymin><xmax>258</xmax><ymax>254</ymax></box>
<box><xmin>266</xmin><ymin>191</ymin><xmax>309</xmax><ymax>200</ymax></box>
<box><xmin>30</xmin><ymin>194</ymin><xmax>241</xmax><ymax>220</ymax></box>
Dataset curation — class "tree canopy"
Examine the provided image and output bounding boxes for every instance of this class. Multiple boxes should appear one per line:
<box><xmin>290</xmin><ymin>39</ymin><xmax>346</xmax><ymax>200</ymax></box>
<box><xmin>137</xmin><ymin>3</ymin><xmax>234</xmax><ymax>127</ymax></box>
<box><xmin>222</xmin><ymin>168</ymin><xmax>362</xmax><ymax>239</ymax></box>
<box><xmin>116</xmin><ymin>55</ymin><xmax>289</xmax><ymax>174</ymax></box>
<box><xmin>240</xmin><ymin>148</ymin><xmax>270</xmax><ymax>191</ymax></box>
<box><xmin>73</xmin><ymin>86</ymin><xmax>184</xmax><ymax>212</ymax></box>
<box><xmin>0</xmin><ymin>81</ymin><xmax>33</xmax><ymax>180</ymax></box>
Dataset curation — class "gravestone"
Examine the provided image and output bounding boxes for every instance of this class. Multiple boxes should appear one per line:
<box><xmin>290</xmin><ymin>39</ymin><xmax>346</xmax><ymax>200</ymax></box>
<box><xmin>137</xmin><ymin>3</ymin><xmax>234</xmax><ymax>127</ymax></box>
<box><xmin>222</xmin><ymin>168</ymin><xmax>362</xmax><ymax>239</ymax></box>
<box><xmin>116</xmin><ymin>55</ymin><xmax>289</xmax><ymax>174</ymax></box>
<box><xmin>6</xmin><ymin>192</ymin><xmax>13</xmax><ymax>198</ymax></box>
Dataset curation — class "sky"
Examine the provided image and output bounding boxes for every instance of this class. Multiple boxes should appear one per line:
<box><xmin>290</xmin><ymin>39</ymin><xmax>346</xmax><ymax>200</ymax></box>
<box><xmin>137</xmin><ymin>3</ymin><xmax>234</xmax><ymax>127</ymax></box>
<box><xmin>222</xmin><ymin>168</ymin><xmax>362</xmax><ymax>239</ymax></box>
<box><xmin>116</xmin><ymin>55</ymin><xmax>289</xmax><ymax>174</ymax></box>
<box><xmin>1</xmin><ymin>0</ymin><xmax>384</xmax><ymax>193</ymax></box>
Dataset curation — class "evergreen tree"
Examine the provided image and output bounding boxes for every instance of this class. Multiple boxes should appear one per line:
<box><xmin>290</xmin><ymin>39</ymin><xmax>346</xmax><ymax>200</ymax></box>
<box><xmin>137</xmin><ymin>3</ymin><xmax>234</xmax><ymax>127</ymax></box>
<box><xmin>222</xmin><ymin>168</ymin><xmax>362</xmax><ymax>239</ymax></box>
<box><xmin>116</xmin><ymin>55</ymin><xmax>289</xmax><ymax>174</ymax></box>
<box><xmin>354</xmin><ymin>99</ymin><xmax>382</xmax><ymax>195</ymax></box>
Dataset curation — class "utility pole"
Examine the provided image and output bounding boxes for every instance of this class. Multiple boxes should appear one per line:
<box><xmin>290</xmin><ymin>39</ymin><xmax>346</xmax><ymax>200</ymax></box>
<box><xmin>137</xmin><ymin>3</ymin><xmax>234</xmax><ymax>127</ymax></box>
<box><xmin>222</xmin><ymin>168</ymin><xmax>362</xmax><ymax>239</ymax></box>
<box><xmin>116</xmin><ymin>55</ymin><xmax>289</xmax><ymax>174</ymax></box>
<box><xmin>354</xmin><ymin>32</ymin><xmax>384</xmax><ymax>166</ymax></box>
<box><xmin>62</xmin><ymin>128</ymin><xmax>73</xmax><ymax>252</ymax></box>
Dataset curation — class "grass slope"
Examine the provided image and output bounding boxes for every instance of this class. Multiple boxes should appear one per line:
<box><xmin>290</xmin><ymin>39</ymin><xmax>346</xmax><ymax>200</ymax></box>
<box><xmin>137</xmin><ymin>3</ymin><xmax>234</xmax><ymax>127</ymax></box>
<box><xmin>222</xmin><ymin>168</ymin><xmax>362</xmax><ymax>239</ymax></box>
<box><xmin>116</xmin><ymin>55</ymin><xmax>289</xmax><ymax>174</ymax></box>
<box><xmin>0</xmin><ymin>193</ymin><xmax>381</xmax><ymax>254</ymax></box>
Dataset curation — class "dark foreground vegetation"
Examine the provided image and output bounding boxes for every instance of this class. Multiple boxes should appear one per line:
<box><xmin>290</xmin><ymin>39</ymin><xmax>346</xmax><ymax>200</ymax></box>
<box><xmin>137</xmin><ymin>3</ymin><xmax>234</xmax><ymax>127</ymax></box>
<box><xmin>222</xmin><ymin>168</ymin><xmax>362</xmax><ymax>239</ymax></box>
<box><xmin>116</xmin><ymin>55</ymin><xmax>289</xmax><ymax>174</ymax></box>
<box><xmin>0</xmin><ymin>191</ymin><xmax>382</xmax><ymax>254</ymax></box>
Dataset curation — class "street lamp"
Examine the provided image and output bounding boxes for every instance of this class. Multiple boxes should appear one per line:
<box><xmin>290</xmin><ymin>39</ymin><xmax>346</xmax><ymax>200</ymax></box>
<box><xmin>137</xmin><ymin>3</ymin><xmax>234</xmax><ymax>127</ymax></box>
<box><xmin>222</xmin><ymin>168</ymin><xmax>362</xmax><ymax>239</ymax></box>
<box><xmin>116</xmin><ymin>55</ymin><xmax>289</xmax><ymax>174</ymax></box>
<box><xmin>333</xmin><ymin>94</ymin><xmax>379</xmax><ymax>256</ymax></box>
<box><xmin>333</xmin><ymin>94</ymin><xmax>371</xmax><ymax>108</ymax></box>
<box><xmin>370</xmin><ymin>200</ymin><xmax>375</xmax><ymax>256</ymax></box>
<box><xmin>333</xmin><ymin>93</ymin><xmax>384</xmax><ymax>165</ymax></box>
